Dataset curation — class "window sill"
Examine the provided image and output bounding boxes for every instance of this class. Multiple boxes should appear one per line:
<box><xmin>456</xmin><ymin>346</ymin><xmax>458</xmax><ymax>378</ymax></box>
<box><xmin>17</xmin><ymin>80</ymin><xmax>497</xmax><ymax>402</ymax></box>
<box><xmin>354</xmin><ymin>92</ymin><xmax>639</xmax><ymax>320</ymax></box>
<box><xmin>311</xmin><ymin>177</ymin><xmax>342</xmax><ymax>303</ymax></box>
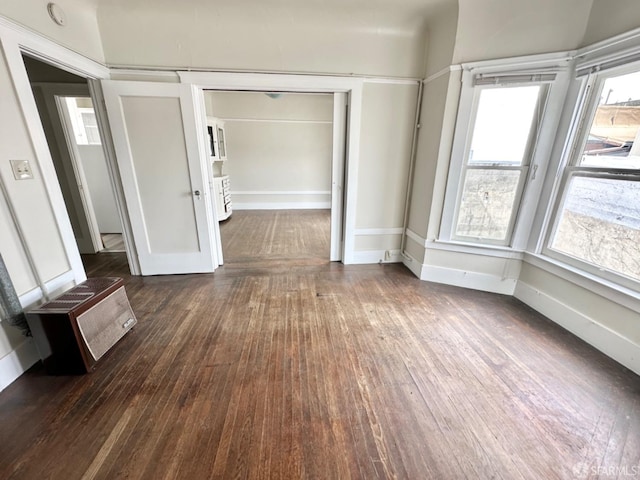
<box><xmin>427</xmin><ymin>239</ymin><xmax>524</xmax><ymax>260</ymax></box>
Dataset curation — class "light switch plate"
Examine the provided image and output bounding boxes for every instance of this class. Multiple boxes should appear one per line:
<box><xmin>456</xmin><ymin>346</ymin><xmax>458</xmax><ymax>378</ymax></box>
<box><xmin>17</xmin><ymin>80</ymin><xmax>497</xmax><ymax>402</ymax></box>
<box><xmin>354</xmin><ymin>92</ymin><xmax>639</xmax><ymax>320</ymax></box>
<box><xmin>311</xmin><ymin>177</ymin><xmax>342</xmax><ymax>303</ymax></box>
<box><xmin>10</xmin><ymin>160</ymin><xmax>34</xmax><ymax>180</ymax></box>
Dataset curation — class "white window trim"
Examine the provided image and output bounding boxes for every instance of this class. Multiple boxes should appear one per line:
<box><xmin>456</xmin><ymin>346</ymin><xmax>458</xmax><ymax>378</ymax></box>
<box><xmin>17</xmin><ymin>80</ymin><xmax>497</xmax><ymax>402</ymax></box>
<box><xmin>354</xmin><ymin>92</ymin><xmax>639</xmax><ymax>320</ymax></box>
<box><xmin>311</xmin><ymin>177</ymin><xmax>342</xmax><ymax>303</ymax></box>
<box><xmin>541</xmin><ymin>59</ymin><xmax>640</xmax><ymax>293</ymax></box>
<box><xmin>440</xmin><ymin>53</ymin><xmax>572</xmax><ymax>252</ymax></box>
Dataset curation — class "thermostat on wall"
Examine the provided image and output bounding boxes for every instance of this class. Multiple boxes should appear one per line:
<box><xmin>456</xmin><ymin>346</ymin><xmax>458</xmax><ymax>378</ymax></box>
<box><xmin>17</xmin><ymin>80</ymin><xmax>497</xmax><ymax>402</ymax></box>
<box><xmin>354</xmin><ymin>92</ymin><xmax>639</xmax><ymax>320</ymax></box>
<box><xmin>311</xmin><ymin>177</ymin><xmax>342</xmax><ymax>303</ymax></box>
<box><xmin>47</xmin><ymin>3</ymin><xmax>66</xmax><ymax>26</ymax></box>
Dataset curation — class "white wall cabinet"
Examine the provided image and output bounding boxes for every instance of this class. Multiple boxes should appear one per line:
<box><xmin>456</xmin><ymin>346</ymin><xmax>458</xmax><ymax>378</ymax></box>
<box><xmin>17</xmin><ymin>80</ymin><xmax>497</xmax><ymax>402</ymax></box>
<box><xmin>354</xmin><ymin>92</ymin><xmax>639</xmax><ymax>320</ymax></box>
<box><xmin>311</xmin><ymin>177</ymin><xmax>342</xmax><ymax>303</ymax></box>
<box><xmin>213</xmin><ymin>175</ymin><xmax>232</xmax><ymax>221</ymax></box>
<box><xmin>207</xmin><ymin>116</ymin><xmax>231</xmax><ymax>221</ymax></box>
<box><xmin>206</xmin><ymin>116</ymin><xmax>227</xmax><ymax>162</ymax></box>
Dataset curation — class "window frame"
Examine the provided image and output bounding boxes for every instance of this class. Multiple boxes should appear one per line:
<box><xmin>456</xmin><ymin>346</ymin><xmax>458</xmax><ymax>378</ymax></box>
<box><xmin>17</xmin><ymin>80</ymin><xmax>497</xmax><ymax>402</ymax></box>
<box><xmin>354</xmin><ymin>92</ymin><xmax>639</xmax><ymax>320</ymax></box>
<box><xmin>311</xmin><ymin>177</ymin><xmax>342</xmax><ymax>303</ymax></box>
<box><xmin>64</xmin><ymin>97</ymin><xmax>101</xmax><ymax>146</ymax></box>
<box><xmin>450</xmin><ymin>83</ymin><xmax>548</xmax><ymax>246</ymax></box>
<box><xmin>439</xmin><ymin>56</ymin><xmax>570</xmax><ymax>252</ymax></box>
<box><xmin>542</xmin><ymin>60</ymin><xmax>640</xmax><ymax>291</ymax></box>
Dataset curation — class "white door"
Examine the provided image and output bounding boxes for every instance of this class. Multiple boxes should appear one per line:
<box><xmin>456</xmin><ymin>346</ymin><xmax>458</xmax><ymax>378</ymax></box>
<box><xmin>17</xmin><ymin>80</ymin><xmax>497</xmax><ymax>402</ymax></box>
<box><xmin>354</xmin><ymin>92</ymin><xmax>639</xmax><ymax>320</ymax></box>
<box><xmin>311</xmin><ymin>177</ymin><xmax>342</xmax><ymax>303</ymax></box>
<box><xmin>101</xmin><ymin>80</ymin><xmax>216</xmax><ymax>275</ymax></box>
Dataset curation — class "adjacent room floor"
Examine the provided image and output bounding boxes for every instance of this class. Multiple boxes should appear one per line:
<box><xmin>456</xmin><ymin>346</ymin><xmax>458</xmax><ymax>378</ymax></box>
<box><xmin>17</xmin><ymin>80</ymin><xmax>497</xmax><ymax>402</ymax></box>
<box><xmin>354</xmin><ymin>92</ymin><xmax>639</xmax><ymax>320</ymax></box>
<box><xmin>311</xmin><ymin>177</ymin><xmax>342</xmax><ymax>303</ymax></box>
<box><xmin>1</xmin><ymin>210</ymin><xmax>639</xmax><ymax>479</ymax></box>
<box><xmin>219</xmin><ymin>209</ymin><xmax>331</xmax><ymax>268</ymax></box>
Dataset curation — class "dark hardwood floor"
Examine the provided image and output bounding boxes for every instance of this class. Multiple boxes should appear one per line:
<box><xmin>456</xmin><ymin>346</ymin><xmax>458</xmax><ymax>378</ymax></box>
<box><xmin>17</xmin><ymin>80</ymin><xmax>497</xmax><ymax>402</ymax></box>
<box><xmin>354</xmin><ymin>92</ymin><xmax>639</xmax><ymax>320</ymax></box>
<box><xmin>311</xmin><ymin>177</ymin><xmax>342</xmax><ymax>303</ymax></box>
<box><xmin>1</xmin><ymin>211</ymin><xmax>639</xmax><ymax>479</ymax></box>
<box><xmin>219</xmin><ymin>209</ymin><xmax>331</xmax><ymax>269</ymax></box>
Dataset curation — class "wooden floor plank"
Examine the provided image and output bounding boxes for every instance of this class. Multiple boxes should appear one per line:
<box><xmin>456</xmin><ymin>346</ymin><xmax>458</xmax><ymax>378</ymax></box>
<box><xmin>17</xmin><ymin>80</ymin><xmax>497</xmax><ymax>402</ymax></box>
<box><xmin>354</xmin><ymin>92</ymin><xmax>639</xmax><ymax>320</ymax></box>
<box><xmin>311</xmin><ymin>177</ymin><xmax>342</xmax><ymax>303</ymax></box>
<box><xmin>1</xmin><ymin>210</ymin><xmax>639</xmax><ymax>479</ymax></box>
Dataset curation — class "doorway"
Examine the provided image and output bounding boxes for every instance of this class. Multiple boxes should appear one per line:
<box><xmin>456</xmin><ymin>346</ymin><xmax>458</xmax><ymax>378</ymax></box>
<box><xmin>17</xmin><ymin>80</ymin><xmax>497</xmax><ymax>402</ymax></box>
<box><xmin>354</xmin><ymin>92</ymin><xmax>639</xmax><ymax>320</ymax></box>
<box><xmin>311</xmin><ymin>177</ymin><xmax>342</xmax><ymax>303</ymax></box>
<box><xmin>21</xmin><ymin>55</ymin><xmax>127</xmax><ymax>273</ymax></box>
<box><xmin>204</xmin><ymin>90</ymin><xmax>346</xmax><ymax>267</ymax></box>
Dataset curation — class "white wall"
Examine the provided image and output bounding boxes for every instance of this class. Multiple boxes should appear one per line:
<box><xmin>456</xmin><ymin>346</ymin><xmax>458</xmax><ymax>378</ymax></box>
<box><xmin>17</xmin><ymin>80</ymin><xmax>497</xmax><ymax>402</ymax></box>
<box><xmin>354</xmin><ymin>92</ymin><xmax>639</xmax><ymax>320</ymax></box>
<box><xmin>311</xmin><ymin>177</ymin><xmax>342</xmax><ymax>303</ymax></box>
<box><xmin>423</xmin><ymin>3</ymin><xmax>458</xmax><ymax>77</ymax></box>
<box><xmin>96</xmin><ymin>1</ymin><xmax>432</xmax><ymax>78</ymax></box>
<box><xmin>0</xmin><ymin>0</ymin><xmax>104</xmax><ymax>63</ymax></box>
<box><xmin>582</xmin><ymin>0</ymin><xmax>640</xmax><ymax>46</ymax></box>
<box><xmin>78</xmin><ymin>145</ymin><xmax>121</xmax><ymax>233</ymax></box>
<box><xmin>0</xmin><ymin>47</ymin><xmax>72</xmax><ymax>390</ymax></box>
<box><xmin>205</xmin><ymin>91</ymin><xmax>333</xmax><ymax>210</ymax></box>
<box><xmin>355</xmin><ymin>81</ymin><xmax>419</xmax><ymax>263</ymax></box>
<box><xmin>0</xmin><ymin>3</ymin><xmax>108</xmax><ymax>389</ymax></box>
<box><xmin>453</xmin><ymin>0</ymin><xmax>593</xmax><ymax>63</ymax></box>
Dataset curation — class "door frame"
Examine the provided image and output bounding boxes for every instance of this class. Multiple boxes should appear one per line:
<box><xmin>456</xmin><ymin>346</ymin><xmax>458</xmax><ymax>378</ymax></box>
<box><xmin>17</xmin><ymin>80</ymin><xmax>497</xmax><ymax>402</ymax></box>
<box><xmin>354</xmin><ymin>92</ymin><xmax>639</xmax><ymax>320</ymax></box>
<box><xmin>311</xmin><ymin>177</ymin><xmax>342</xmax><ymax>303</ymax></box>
<box><xmin>0</xmin><ymin>19</ymin><xmax>140</xmax><ymax>284</ymax></box>
<box><xmin>54</xmin><ymin>91</ymin><xmax>104</xmax><ymax>252</ymax></box>
<box><xmin>178</xmin><ymin>71</ymin><xmax>363</xmax><ymax>264</ymax></box>
<box><xmin>33</xmin><ymin>83</ymin><xmax>105</xmax><ymax>253</ymax></box>
<box><xmin>0</xmin><ymin>20</ymin><xmax>110</xmax><ymax>291</ymax></box>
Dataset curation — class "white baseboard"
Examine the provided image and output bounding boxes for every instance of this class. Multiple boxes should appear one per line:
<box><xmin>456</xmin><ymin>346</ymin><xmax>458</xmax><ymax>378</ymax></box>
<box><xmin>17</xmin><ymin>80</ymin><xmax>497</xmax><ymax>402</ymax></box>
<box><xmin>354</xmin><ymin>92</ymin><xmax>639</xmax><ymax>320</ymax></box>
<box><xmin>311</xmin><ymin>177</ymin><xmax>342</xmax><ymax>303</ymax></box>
<box><xmin>402</xmin><ymin>252</ymin><xmax>423</xmax><ymax>278</ymax></box>
<box><xmin>0</xmin><ymin>337</ymin><xmax>40</xmax><ymax>392</ymax></box>
<box><xmin>515</xmin><ymin>281</ymin><xmax>640</xmax><ymax>377</ymax></box>
<box><xmin>418</xmin><ymin>264</ymin><xmax>517</xmax><ymax>295</ymax></box>
<box><xmin>352</xmin><ymin>249</ymin><xmax>402</xmax><ymax>265</ymax></box>
<box><xmin>1</xmin><ymin>270</ymin><xmax>78</xmax><ymax>392</ymax></box>
<box><xmin>233</xmin><ymin>202</ymin><xmax>331</xmax><ymax>210</ymax></box>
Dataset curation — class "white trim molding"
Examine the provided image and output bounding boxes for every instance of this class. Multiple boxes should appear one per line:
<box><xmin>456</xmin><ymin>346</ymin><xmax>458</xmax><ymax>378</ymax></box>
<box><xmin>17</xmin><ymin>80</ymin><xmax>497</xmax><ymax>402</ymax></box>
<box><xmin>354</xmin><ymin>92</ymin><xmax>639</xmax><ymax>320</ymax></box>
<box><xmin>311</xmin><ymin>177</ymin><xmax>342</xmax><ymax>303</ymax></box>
<box><xmin>234</xmin><ymin>202</ymin><xmax>330</xmax><ymax>210</ymax></box>
<box><xmin>0</xmin><ymin>269</ymin><xmax>78</xmax><ymax>393</ymax></box>
<box><xmin>231</xmin><ymin>191</ymin><xmax>331</xmax><ymax>210</ymax></box>
<box><xmin>420</xmin><ymin>264</ymin><xmax>518</xmax><ymax>295</ymax></box>
<box><xmin>0</xmin><ymin>44</ymin><xmax>88</xmax><ymax>287</ymax></box>
<box><xmin>363</xmin><ymin>77</ymin><xmax>421</xmax><ymax>85</ymax></box>
<box><xmin>0</xmin><ymin>17</ymin><xmax>108</xmax><ymax>79</ymax></box>
<box><xmin>402</xmin><ymin>241</ymin><xmax>522</xmax><ymax>294</ymax></box>
<box><xmin>405</xmin><ymin>228</ymin><xmax>428</xmax><ymax>247</ymax></box>
<box><xmin>233</xmin><ymin>190</ymin><xmax>331</xmax><ymax>196</ymax></box>
<box><xmin>355</xmin><ymin>227</ymin><xmax>404</xmax><ymax>236</ymax></box>
<box><xmin>515</xmin><ymin>280</ymin><xmax>640</xmax><ymax>377</ymax></box>
<box><xmin>424</xmin><ymin>65</ymin><xmax>463</xmax><ymax>84</ymax></box>
<box><xmin>352</xmin><ymin>249</ymin><xmax>402</xmax><ymax>265</ymax></box>
<box><xmin>222</xmin><ymin>118</ymin><xmax>332</xmax><ymax>125</ymax></box>
<box><xmin>402</xmin><ymin>251</ymin><xmax>425</xmax><ymax>279</ymax></box>
<box><xmin>523</xmin><ymin>254</ymin><xmax>640</xmax><ymax>315</ymax></box>
<box><xmin>0</xmin><ymin>338</ymin><xmax>39</xmax><ymax>393</ymax></box>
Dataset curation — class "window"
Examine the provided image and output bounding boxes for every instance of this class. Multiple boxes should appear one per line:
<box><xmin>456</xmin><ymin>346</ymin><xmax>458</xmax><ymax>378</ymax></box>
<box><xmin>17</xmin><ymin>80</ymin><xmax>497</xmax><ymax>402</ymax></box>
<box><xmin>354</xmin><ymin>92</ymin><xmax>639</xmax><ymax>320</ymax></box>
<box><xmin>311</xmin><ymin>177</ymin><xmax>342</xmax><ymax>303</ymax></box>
<box><xmin>547</xmin><ymin>66</ymin><xmax>640</xmax><ymax>285</ymax></box>
<box><xmin>454</xmin><ymin>86</ymin><xmax>542</xmax><ymax>243</ymax></box>
<box><xmin>441</xmin><ymin>67</ymin><xmax>557</xmax><ymax>248</ymax></box>
<box><xmin>65</xmin><ymin>97</ymin><xmax>101</xmax><ymax>145</ymax></box>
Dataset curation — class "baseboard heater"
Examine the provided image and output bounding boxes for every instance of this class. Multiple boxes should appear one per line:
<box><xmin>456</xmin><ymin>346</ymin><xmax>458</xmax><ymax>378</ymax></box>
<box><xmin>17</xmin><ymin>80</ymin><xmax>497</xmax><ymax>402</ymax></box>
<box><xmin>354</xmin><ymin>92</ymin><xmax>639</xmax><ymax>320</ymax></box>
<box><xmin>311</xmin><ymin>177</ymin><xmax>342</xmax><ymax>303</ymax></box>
<box><xmin>26</xmin><ymin>277</ymin><xmax>137</xmax><ymax>374</ymax></box>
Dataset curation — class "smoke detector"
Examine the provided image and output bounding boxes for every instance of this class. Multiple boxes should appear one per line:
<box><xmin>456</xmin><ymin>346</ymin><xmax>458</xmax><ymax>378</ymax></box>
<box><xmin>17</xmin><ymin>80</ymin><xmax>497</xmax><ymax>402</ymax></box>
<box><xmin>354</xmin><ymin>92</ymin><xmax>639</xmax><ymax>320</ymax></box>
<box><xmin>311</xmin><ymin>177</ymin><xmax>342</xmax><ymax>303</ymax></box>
<box><xmin>47</xmin><ymin>3</ymin><xmax>66</xmax><ymax>26</ymax></box>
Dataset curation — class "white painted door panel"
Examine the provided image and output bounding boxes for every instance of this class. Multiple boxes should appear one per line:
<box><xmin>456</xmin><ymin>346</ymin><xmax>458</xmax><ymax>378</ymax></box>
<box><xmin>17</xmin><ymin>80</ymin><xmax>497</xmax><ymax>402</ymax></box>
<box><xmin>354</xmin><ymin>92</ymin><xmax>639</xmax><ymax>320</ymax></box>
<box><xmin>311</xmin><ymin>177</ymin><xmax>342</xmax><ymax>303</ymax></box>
<box><xmin>101</xmin><ymin>80</ymin><xmax>214</xmax><ymax>275</ymax></box>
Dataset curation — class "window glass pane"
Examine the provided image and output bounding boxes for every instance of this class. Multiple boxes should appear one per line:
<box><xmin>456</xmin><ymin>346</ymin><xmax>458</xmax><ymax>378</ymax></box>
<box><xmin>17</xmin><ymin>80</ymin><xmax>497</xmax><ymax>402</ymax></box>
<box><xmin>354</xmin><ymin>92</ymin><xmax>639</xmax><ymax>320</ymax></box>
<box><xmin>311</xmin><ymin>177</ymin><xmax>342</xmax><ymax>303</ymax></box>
<box><xmin>81</xmin><ymin>112</ymin><xmax>101</xmax><ymax>145</ymax></box>
<box><xmin>469</xmin><ymin>86</ymin><xmax>540</xmax><ymax>165</ymax></box>
<box><xmin>455</xmin><ymin>169</ymin><xmax>522</xmax><ymax>241</ymax></box>
<box><xmin>581</xmin><ymin>70</ymin><xmax>640</xmax><ymax>169</ymax></box>
<box><xmin>550</xmin><ymin>176</ymin><xmax>640</xmax><ymax>281</ymax></box>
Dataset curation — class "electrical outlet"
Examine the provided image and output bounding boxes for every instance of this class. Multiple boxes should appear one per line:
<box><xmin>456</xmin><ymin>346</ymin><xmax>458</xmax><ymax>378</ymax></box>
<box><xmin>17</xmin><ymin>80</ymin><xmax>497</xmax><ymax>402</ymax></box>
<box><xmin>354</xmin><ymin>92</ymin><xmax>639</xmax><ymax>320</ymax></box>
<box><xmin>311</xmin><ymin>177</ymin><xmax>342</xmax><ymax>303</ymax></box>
<box><xmin>10</xmin><ymin>160</ymin><xmax>34</xmax><ymax>180</ymax></box>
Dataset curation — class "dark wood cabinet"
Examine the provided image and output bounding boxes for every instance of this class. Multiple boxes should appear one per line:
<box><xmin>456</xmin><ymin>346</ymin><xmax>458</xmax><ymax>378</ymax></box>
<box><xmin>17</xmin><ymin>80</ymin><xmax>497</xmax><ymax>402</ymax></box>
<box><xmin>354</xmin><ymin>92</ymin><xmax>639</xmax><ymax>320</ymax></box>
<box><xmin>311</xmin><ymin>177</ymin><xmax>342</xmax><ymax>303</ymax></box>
<box><xmin>26</xmin><ymin>277</ymin><xmax>137</xmax><ymax>374</ymax></box>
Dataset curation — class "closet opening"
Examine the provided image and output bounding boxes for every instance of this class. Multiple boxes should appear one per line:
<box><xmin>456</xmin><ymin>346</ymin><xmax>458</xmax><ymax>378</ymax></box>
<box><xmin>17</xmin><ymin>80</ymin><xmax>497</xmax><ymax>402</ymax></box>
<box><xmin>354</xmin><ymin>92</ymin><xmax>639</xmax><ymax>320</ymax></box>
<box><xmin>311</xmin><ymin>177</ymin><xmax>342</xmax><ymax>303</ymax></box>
<box><xmin>203</xmin><ymin>90</ymin><xmax>347</xmax><ymax>269</ymax></box>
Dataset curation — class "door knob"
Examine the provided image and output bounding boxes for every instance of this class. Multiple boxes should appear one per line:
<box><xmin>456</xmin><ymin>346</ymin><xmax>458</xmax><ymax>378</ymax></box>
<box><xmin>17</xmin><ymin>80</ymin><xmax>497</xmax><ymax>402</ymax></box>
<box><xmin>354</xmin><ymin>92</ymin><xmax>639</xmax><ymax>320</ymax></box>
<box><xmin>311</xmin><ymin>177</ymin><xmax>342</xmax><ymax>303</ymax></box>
<box><xmin>194</xmin><ymin>190</ymin><xmax>201</xmax><ymax>199</ymax></box>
